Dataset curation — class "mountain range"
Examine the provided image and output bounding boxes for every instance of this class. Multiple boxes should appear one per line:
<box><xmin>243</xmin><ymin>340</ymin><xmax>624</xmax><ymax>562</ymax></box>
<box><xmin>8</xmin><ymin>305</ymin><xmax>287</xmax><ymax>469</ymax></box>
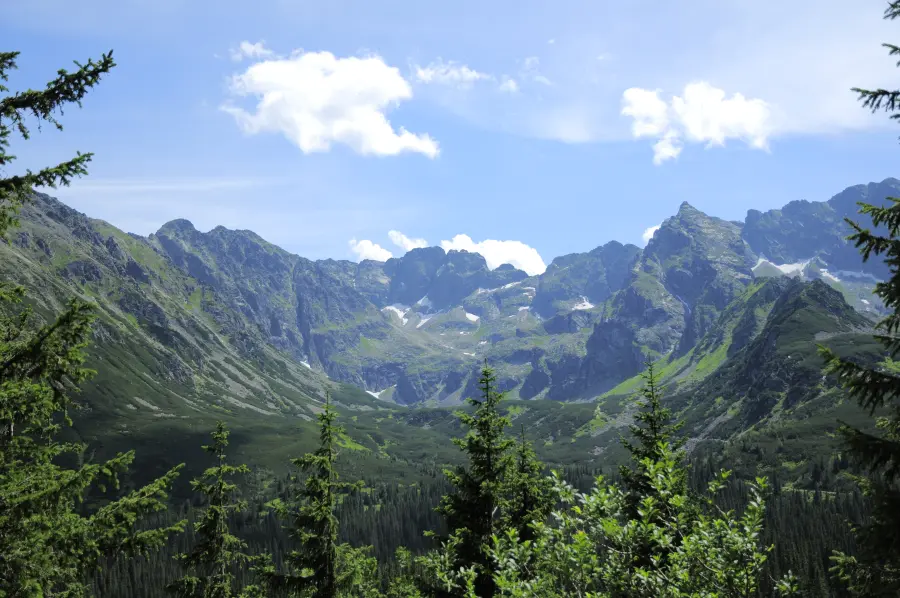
<box><xmin>2</xmin><ymin>177</ymin><xmax>897</xmax><ymax>488</ymax></box>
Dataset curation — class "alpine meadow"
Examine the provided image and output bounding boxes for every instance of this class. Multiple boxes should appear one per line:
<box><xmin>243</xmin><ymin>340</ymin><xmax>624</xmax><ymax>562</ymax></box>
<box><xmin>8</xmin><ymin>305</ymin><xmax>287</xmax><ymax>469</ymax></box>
<box><xmin>5</xmin><ymin>1</ymin><xmax>900</xmax><ymax>597</ymax></box>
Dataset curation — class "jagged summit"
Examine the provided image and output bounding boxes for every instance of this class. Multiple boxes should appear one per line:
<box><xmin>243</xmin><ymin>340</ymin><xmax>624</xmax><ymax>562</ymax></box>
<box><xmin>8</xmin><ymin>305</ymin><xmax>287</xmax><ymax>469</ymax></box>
<box><xmin>11</xmin><ymin>177</ymin><xmax>895</xmax><ymax>409</ymax></box>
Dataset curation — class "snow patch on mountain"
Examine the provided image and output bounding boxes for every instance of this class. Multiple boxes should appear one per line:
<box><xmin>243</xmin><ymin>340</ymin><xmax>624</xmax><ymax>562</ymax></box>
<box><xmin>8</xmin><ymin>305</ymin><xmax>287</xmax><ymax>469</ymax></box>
<box><xmin>382</xmin><ymin>304</ymin><xmax>410</xmax><ymax>325</ymax></box>
<box><xmin>753</xmin><ymin>257</ymin><xmax>811</xmax><ymax>277</ymax></box>
<box><xmin>819</xmin><ymin>269</ymin><xmax>841</xmax><ymax>283</ymax></box>
<box><xmin>572</xmin><ymin>297</ymin><xmax>594</xmax><ymax>310</ymax></box>
<box><xmin>465</xmin><ymin>311</ymin><xmax>480</xmax><ymax>322</ymax></box>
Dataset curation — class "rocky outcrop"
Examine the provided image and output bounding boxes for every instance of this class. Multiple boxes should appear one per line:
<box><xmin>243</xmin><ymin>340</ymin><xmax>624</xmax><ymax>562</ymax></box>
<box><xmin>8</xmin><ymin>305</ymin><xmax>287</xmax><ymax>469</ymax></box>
<box><xmin>743</xmin><ymin>178</ymin><xmax>899</xmax><ymax>279</ymax></box>
<box><xmin>5</xmin><ymin>178</ymin><xmax>890</xmax><ymax>412</ymax></box>
<box><xmin>532</xmin><ymin>241</ymin><xmax>640</xmax><ymax>318</ymax></box>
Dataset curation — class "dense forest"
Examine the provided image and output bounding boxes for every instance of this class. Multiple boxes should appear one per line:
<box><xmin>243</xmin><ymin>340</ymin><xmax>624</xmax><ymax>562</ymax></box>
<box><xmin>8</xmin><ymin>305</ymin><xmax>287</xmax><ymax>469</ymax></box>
<box><xmin>4</xmin><ymin>3</ymin><xmax>900</xmax><ymax>597</ymax></box>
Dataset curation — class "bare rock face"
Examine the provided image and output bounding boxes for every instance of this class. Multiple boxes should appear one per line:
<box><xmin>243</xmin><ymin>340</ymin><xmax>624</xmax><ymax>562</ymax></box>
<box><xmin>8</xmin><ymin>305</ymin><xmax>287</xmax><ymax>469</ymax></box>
<box><xmin>2</xmin><ymin>179</ymin><xmax>888</xmax><ymax>412</ymax></box>
<box><xmin>743</xmin><ymin>178</ymin><xmax>899</xmax><ymax>279</ymax></box>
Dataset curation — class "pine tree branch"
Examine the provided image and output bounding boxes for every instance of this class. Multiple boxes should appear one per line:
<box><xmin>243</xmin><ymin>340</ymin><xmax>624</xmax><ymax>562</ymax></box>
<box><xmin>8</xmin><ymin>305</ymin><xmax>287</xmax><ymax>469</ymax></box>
<box><xmin>838</xmin><ymin>424</ymin><xmax>900</xmax><ymax>483</ymax></box>
<box><xmin>821</xmin><ymin>346</ymin><xmax>900</xmax><ymax>414</ymax></box>
<box><xmin>0</xmin><ymin>51</ymin><xmax>115</xmax><ymax>137</ymax></box>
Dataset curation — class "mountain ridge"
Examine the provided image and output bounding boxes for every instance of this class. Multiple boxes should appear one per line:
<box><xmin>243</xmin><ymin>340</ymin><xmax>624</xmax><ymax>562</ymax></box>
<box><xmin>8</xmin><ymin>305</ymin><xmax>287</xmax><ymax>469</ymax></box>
<box><xmin>2</xmin><ymin>177</ymin><xmax>897</xmax><ymax>494</ymax></box>
<box><xmin>6</xmin><ymin>177</ymin><xmax>895</xmax><ymax>414</ymax></box>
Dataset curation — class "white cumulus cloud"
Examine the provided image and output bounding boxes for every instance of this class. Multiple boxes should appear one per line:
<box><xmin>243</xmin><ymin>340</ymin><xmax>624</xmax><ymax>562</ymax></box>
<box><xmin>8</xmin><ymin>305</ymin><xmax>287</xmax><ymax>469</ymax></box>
<box><xmin>229</xmin><ymin>41</ymin><xmax>274</xmax><ymax>62</ymax></box>
<box><xmin>388</xmin><ymin>230</ymin><xmax>429</xmax><ymax>252</ymax></box>
<box><xmin>440</xmin><ymin>234</ymin><xmax>546</xmax><ymax>276</ymax></box>
<box><xmin>621</xmin><ymin>88</ymin><xmax>669</xmax><ymax>138</ymax></box>
<box><xmin>222</xmin><ymin>46</ymin><xmax>439</xmax><ymax>158</ymax></box>
<box><xmin>622</xmin><ymin>82</ymin><xmax>772</xmax><ymax>165</ymax></box>
<box><xmin>414</xmin><ymin>59</ymin><xmax>491</xmax><ymax>88</ymax></box>
<box><xmin>349</xmin><ymin>238</ymin><xmax>393</xmax><ymax>262</ymax></box>
<box><xmin>642</xmin><ymin>224</ymin><xmax>661</xmax><ymax>244</ymax></box>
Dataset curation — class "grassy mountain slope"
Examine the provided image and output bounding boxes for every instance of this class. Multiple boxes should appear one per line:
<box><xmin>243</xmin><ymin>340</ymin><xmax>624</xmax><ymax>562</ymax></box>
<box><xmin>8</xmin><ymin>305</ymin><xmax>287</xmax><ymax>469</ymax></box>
<box><xmin>3</xmin><ymin>180</ymin><xmax>896</xmax><ymax>495</ymax></box>
<box><xmin>591</xmin><ymin>276</ymin><xmax>884</xmax><ymax>487</ymax></box>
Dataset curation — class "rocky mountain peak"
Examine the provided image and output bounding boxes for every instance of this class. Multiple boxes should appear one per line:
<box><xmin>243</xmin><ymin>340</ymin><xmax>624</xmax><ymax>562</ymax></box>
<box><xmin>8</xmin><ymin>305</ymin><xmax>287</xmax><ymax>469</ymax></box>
<box><xmin>743</xmin><ymin>178</ymin><xmax>899</xmax><ymax>278</ymax></box>
<box><xmin>678</xmin><ymin>200</ymin><xmax>696</xmax><ymax>212</ymax></box>
<box><xmin>10</xmin><ymin>177</ymin><xmax>892</xmax><ymax>415</ymax></box>
<box><xmin>156</xmin><ymin>219</ymin><xmax>197</xmax><ymax>237</ymax></box>
<box><xmin>827</xmin><ymin>177</ymin><xmax>900</xmax><ymax>215</ymax></box>
<box><xmin>445</xmin><ymin>249</ymin><xmax>488</xmax><ymax>271</ymax></box>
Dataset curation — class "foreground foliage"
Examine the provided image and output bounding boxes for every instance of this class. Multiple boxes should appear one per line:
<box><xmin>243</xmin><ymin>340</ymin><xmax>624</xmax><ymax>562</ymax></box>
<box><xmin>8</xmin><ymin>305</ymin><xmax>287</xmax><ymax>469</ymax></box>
<box><xmin>0</xmin><ymin>50</ymin><xmax>185</xmax><ymax>596</ymax></box>
<box><xmin>413</xmin><ymin>365</ymin><xmax>799</xmax><ymax>598</ymax></box>
<box><xmin>820</xmin><ymin>2</ymin><xmax>900</xmax><ymax>595</ymax></box>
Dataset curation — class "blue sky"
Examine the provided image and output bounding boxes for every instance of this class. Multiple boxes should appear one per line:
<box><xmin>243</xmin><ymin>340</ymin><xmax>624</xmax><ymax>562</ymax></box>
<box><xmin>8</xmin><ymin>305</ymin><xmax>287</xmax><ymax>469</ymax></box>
<box><xmin>4</xmin><ymin>0</ymin><xmax>900</xmax><ymax>274</ymax></box>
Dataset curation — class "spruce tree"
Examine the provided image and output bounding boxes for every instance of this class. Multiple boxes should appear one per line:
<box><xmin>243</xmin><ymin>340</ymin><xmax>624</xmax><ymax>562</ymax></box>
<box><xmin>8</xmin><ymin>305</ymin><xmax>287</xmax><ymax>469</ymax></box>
<box><xmin>503</xmin><ymin>425</ymin><xmax>552</xmax><ymax>543</ymax></box>
<box><xmin>168</xmin><ymin>422</ymin><xmax>258</xmax><ymax>598</ymax></box>
<box><xmin>263</xmin><ymin>391</ymin><xmax>371</xmax><ymax>598</ymax></box>
<box><xmin>0</xmin><ymin>50</ymin><xmax>184</xmax><ymax>595</ymax></box>
<box><xmin>821</xmin><ymin>5</ymin><xmax>900</xmax><ymax>593</ymax></box>
<box><xmin>619</xmin><ymin>360</ymin><xmax>686</xmax><ymax>519</ymax></box>
<box><xmin>434</xmin><ymin>363</ymin><xmax>514</xmax><ymax>597</ymax></box>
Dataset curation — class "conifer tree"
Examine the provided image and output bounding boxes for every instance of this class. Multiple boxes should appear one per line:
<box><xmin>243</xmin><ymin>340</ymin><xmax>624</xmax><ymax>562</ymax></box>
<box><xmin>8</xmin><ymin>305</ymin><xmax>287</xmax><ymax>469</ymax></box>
<box><xmin>0</xmin><ymin>50</ymin><xmax>184</xmax><ymax>595</ymax></box>
<box><xmin>263</xmin><ymin>391</ymin><xmax>372</xmax><ymax>598</ymax></box>
<box><xmin>619</xmin><ymin>360</ymin><xmax>686</xmax><ymax>519</ymax></box>
<box><xmin>503</xmin><ymin>425</ymin><xmax>552</xmax><ymax>543</ymax></box>
<box><xmin>168</xmin><ymin>422</ymin><xmax>259</xmax><ymax>598</ymax></box>
<box><xmin>821</xmin><ymin>5</ymin><xmax>900</xmax><ymax>593</ymax></box>
<box><xmin>433</xmin><ymin>363</ymin><xmax>515</xmax><ymax>597</ymax></box>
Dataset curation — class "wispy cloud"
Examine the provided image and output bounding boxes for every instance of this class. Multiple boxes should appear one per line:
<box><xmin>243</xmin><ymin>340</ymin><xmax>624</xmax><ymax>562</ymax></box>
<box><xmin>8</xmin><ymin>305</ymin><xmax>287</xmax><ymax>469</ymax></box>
<box><xmin>413</xmin><ymin>59</ymin><xmax>491</xmax><ymax>88</ymax></box>
<box><xmin>498</xmin><ymin>77</ymin><xmax>519</xmax><ymax>93</ymax></box>
<box><xmin>400</xmin><ymin>2</ymin><xmax>897</xmax><ymax>151</ymax></box>
<box><xmin>520</xmin><ymin>56</ymin><xmax>552</xmax><ymax>86</ymax></box>
<box><xmin>230</xmin><ymin>40</ymin><xmax>274</xmax><ymax>62</ymax></box>
<box><xmin>47</xmin><ymin>177</ymin><xmax>282</xmax><ymax>194</ymax></box>
<box><xmin>47</xmin><ymin>170</ymin><xmax>420</xmax><ymax>261</ymax></box>
<box><xmin>412</xmin><ymin>58</ymin><xmax>522</xmax><ymax>95</ymax></box>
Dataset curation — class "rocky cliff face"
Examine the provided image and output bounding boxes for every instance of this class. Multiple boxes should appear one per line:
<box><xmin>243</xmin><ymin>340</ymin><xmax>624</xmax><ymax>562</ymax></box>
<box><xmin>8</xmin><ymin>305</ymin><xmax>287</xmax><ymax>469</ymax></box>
<box><xmin>743</xmin><ymin>178</ymin><xmax>900</xmax><ymax>278</ymax></box>
<box><xmin>531</xmin><ymin>241</ymin><xmax>640</xmax><ymax>318</ymax></box>
<box><xmin>3</xmin><ymin>179</ymin><xmax>894</xmax><ymax>412</ymax></box>
<box><xmin>569</xmin><ymin>201</ymin><xmax>756</xmax><ymax>397</ymax></box>
<box><xmin>0</xmin><ymin>193</ymin><xmax>377</xmax><ymax>427</ymax></box>
<box><xmin>678</xmin><ymin>277</ymin><xmax>878</xmax><ymax>435</ymax></box>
